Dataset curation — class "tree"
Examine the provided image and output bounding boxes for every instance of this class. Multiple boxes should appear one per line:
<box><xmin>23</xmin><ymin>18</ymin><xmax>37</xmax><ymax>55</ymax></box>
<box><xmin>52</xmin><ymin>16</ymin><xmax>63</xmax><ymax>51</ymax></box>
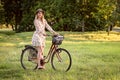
<box><xmin>116</xmin><ymin>0</ymin><xmax>120</xmax><ymax>26</ymax></box>
<box><xmin>1</xmin><ymin>0</ymin><xmax>22</xmax><ymax>31</ymax></box>
<box><xmin>0</xmin><ymin>0</ymin><xmax>5</xmax><ymax>26</ymax></box>
<box><xmin>0</xmin><ymin>0</ymin><xmax>119</xmax><ymax>32</ymax></box>
<box><xmin>18</xmin><ymin>0</ymin><xmax>36</xmax><ymax>32</ymax></box>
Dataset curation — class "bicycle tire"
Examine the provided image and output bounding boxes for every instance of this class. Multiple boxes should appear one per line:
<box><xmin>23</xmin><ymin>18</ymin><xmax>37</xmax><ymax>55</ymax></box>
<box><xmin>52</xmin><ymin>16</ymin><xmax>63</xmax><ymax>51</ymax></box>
<box><xmin>51</xmin><ymin>48</ymin><xmax>72</xmax><ymax>72</ymax></box>
<box><xmin>20</xmin><ymin>47</ymin><xmax>38</xmax><ymax>70</ymax></box>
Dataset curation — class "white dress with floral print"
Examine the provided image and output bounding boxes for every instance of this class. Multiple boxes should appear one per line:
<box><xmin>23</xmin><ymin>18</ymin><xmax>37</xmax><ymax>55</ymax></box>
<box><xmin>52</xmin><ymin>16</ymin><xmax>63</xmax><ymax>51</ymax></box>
<box><xmin>32</xmin><ymin>19</ymin><xmax>55</xmax><ymax>47</ymax></box>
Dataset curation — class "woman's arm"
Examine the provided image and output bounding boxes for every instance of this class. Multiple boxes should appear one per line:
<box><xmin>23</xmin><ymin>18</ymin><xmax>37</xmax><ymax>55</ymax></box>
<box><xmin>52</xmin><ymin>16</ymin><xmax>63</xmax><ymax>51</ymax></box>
<box><xmin>45</xmin><ymin>20</ymin><xmax>57</xmax><ymax>35</ymax></box>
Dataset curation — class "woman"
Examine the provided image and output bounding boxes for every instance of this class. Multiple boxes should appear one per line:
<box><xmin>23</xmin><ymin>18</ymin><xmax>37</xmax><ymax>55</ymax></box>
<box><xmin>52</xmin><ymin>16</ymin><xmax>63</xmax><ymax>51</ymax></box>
<box><xmin>32</xmin><ymin>9</ymin><xmax>58</xmax><ymax>69</ymax></box>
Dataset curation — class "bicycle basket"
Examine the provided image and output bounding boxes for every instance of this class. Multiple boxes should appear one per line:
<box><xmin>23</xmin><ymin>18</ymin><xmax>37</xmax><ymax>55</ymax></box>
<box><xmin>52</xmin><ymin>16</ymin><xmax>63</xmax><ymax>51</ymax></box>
<box><xmin>52</xmin><ymin>35</ymin><xmax>64</xmax><ymax>45</ymax></box>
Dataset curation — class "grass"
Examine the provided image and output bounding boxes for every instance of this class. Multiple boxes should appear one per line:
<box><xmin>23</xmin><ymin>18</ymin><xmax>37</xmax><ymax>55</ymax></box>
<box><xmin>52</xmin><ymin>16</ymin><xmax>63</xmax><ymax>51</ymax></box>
<box><xmin>0</xmin><ymin>29</ymin><xmax>120</xmax><ymax>80</ymax></box>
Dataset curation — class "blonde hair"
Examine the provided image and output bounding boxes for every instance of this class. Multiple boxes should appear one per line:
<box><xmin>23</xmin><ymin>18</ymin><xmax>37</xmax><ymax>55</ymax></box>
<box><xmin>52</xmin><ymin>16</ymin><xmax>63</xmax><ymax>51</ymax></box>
<box><xmin>34</xmin><ymin>9</ymin><xmax>45</xmax><ymax>23</ymax></box>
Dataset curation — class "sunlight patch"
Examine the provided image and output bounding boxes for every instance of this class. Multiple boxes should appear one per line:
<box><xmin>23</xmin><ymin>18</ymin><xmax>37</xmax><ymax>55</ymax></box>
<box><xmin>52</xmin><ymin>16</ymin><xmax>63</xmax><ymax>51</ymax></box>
<box><xmin>0</xmin><ymin>43</ymin><xmax>16</xmax><ymax>46</ymax></box>
<box><xmin>0</xmin><ymin>36</ymin><xmax>2</xmax><ymax>38</ymax></box>
<box><xmin>65</xmin><ymin>32</ymin><xmax>120</xmax><ymax>41</ymax></box>
<box><xmin>19</xmin><ymin>42</ymin><xmax>31</xmax><ymax>45</ymax></box>
<box><xmin>61</xmin><ymin>41</ymin><xmax>98</xmax><ymax>44</ymax></box>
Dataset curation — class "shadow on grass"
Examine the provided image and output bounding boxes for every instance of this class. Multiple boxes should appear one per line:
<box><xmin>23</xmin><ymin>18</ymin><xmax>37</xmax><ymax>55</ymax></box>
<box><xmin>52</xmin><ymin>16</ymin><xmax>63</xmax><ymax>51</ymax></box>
<box><xmin>0</xmin><ymin>69</ymin><xmax>23</xmax><ymax>79</ymax></box>
<box><xmin>0</xmin><ymin>65</ymin><xmax>24</xmax><ymax>80</ymax></box>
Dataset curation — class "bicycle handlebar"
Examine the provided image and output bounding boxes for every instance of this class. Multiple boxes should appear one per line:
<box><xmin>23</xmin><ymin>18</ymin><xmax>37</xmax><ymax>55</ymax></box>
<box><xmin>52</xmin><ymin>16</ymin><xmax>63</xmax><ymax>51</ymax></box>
<box><xmin>45</xmin><ymin>34</ymin><xmax>62</xmax><ymax>37</ymax></box>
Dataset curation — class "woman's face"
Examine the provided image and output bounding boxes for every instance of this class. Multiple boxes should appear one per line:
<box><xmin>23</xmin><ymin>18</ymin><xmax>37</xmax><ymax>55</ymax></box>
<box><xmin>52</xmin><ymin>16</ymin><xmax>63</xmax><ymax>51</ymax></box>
<box><xmin>37</xmin><ymin>12</ymin><xmax>44</xmax><ymax>19</ymax></box>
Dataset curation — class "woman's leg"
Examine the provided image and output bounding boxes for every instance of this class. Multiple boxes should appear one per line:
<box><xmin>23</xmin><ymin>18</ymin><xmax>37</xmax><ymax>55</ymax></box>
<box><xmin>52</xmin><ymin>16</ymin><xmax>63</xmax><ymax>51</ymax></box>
<box><xmin>36</xmin><ymin>46</ymin><xmax>43</xmax><ymax>68</ymax></box>
<box><xmin>41</xmin><ymin>46</ymin><xmax>44</xmax><ymax>57</ymax></box>
<box><xmin>41</xmin><ymin>46</ymin><xmax>45</xmax><ymax>68</ymax></box>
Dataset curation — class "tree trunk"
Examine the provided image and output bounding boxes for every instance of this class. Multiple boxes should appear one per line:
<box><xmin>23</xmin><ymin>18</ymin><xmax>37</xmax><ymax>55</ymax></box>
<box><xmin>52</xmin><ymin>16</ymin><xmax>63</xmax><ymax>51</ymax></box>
<box><xmin>82</xmin><ymin>19</ymin><xmax>85</xmax><ymax>32</ymax></box>
<box><xmin>107</xmin><ymin>26</ymin><xmax>110</xmax><ymax>36</ymax></box>
<box><xmin>12</xmin><ymin>25</ymin><xmax>15</xmax><ymax>31</ymax></box>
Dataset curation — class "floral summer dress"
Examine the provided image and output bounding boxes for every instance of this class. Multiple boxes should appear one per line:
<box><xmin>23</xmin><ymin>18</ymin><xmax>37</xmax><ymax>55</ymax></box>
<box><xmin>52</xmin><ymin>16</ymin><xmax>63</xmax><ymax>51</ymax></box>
<box><xmin>32</xmin><ymin>19</ymin><xmax>55</xmax><ymax>47</ymax></box>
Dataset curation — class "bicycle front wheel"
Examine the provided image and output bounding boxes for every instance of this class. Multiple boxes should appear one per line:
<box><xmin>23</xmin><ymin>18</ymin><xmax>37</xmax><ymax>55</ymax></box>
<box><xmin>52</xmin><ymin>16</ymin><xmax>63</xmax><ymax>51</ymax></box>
<box><xmin>20</xmin><ymin>47</ymin><xmax>38</xmax><ymax>70</ymax></box>
<box><xmin>51</xmin><ymin>48</ymin><xmax>72</xmax><ymax>72</ymax></box>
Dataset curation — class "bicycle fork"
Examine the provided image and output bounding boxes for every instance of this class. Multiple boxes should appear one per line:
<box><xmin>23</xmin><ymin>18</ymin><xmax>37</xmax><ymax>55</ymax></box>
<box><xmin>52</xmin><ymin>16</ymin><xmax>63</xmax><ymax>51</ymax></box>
<box><xmin>55</xmin><ymin>50</ymin><xmax>63</xmax><ymax>62</ymax></box>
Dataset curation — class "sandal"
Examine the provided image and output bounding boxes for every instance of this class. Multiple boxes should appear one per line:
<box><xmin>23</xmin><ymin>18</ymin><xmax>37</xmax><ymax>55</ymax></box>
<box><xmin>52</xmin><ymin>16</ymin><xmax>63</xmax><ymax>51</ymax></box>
<box><xmin>37</xmin><ymin>66</ymin><xmax>44</xmax><ymax>69</ymax></box>
<box><xmin>40</xmin><ymin>59</ymin><xmax>45</xmax><ymax>66</ymax></box>
<box><xmin>39</xmin><ymin>59</ymin><xmax>45</xmax><ymax>69</ymax></box>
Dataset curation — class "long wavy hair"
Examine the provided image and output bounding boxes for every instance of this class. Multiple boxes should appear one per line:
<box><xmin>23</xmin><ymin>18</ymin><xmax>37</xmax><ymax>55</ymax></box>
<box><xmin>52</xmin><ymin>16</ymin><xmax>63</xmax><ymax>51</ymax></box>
<box><xmin>34</xmin><ymin>9</ymin><xmax>45</xmax><ymax>23</ymax></box>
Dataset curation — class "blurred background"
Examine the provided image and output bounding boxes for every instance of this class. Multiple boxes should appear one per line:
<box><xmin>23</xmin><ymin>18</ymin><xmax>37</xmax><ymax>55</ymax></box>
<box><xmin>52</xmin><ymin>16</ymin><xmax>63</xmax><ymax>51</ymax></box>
<box><xmin>0</xmin><ymin>0</ymin><xmax>120</xmax><ymax>32</ymax></box>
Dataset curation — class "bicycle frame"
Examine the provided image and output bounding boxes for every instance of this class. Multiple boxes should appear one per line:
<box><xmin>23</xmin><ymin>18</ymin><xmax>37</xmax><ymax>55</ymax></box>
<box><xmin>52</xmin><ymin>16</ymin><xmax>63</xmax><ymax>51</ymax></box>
<box><xmin>43</xmin><ymin>44</ymin><xmax>58</xmax><ymax>63</ymax></box>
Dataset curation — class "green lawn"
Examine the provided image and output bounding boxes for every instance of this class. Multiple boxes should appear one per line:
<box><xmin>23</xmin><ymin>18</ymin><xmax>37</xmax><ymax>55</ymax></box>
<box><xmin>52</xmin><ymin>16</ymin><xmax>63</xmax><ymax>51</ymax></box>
<box><xmin>0</xmin><ymin>29</ymin><xmax>120</xmax><ymax>80</ymax></box>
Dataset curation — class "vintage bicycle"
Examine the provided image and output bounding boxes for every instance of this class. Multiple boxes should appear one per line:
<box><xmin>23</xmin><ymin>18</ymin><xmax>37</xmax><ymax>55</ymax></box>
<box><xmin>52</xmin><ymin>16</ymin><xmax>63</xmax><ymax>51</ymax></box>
<box><xmin>20</xmin><ymin>35</ymin><xmax>72</xmax><ymax>72</ymax></box>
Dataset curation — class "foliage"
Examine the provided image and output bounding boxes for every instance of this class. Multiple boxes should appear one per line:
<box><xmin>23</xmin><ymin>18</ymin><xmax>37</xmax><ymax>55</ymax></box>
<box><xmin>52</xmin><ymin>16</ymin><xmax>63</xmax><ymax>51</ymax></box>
<box><xmin>18</xmin><ymin>0</ymin><xmax>36</xmax><ymax>32</ymax></box>
<box><xmin>0</xmin><ymin>0</ymin><xmax>120</xmax><ymax>32</ymax></box>
<box><xmin>116</xmin><ymin>0</ymin><xmax>120</xmax><ymax>26</ymax></box>
<box><xmin>1</xmin><ymin>0</ymin><xmax>22</xmax><ymax>31</ymax></box>
<box><xmin>0</xmin><ymin>2</ymin><xmax>5</xmax><ymax>24</ymax></box>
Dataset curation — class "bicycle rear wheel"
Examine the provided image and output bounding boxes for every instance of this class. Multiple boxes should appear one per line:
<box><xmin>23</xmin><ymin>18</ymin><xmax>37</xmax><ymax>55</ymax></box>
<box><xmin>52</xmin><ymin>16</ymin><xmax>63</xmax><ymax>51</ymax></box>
<box><xmin>51</xmin><ymin>48</ymin><xmax>72</xmax><ymax>72</ymax></box>
<box><xmin>20</xmin><ymin>47</ymin><xmax>38</xmax><ymax>70</ymax></box>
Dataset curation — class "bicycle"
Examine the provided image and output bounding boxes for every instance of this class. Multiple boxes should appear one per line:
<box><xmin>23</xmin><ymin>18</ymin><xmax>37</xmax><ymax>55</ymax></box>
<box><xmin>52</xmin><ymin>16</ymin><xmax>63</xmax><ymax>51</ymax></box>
<box><xmin>20</xmin><ymin>35</ymin><xmax>72</xmax><ymax>72</ymax></box>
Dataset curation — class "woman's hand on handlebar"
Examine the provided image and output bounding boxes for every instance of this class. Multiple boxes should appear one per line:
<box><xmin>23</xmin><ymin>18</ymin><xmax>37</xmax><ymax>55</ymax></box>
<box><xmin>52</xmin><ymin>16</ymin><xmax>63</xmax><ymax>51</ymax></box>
<box><xmin>43</xmin><ymin>32</ymin><xmax>60</xmax><ymax>37</ymax></box>
<box><xmin>53</xmin><ymin>32</ymin><xmax>59</xmax><ymax>36</ymax></box>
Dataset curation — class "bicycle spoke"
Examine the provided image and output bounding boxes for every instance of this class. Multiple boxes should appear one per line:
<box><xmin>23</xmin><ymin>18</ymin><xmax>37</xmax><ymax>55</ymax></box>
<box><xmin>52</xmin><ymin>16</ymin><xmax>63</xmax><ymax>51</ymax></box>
<box><xmin>21</xmin><ymin>47</ymin><xmax>38</xmax><ymax>70</ymax></box>
<box><xmin>51</xmin><ymin>48</ymin><xmax>72</xmax><ymax>72</ymax></box>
